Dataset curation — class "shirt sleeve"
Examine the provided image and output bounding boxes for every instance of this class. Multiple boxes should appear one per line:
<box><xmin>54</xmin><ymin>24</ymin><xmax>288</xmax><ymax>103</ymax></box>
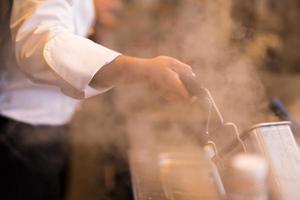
<box><xmin>10</xmin><ymin>0</ymin><xmax>121</xmax><ymax>99</ymax></box>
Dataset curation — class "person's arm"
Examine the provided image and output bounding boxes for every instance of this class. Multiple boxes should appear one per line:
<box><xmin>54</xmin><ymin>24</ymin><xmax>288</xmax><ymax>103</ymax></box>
<box><xmin>11</xmin><ymin>0</ymin><xmax>120</xmax><ymax>99</ymax></box>
<box><xmin>91</xmin><ymin>55</ymin><xmax>194</xmax><ymax>100</ymax></box>
<box><xmin>11</xmin><ymin>0</ymin><xmax>194</xmax><ymax>100</ymax></box>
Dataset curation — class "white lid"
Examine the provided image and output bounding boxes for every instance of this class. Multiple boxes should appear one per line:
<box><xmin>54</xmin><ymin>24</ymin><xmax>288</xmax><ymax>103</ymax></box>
<box><xmin>230</xmin><ymin>153</ymin><xmax>268</xmax><ymax>182</ymax></box>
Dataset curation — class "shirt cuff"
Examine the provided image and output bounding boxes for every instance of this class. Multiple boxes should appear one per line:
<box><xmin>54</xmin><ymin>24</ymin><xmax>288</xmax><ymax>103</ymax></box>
<box><xmin>43</xmin><ymin>32</ymin><xmax>121</xmax><ymax>99</ymax></box>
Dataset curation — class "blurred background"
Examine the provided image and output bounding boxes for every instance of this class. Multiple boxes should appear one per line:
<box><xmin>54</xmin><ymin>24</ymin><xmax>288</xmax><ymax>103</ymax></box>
<box><xmin>66</xmin><ymin>0</ymin><xmax>300</xmax><ymax>199</ymax></box>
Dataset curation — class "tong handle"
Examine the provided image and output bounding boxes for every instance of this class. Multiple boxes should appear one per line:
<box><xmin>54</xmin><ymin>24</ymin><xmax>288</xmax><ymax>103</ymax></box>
<box><xmin>179</xmin><ymin>74</ymin><xmax>204</xmax><ymax>97</ymax></box>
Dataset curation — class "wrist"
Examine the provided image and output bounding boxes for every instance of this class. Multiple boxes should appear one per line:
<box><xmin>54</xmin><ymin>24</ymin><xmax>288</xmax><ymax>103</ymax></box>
<box><xmin>90</xmin><ymin>55</ymin><xmax>148</xmax><ymax>88</ymax></box>
<box><xmin>111</xmin><ymin>55</ymin><xmax>147</xmax><ymax>82</ymax></box>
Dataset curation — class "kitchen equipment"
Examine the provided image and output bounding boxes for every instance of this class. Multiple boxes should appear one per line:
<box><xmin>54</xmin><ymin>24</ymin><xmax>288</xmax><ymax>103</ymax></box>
<box><xmin>128</xmin><ymin>75</ymin><xmax>300</xmax><ymax>200</ymax></box>
<box><xmin>159</xmin><ymin>152</ymin><xmax>225</xmax><ymax>200</ymax></box>
<box><xmin>180</xmin><ymin>75</ymin><xmax>246</xmax><ymax>154</ymax></box>
<box><xmin>220</xmin><ymin>122</ymin><xmax>300</xmax><ymax>200</ymax></box>
<box><xmin>179</xmin><ymin>76</ymin><xmax>300</xmax><ymax>200</ymax></box>
<box><xmin>270</xmin><ymin>97</ymin><xmax>300</xmax><ymax>139</ymax></box>
<box><xmin>223</xmin><ymin>153</ymin><xmax>269</xmax><ymax>200</ymax></box>
<box><xmin>128</xmin><ymin>150</ymin><xmax>225</xmax><ymax>200</ymax></box>
<box><xmin>129</xmin><ymin>150</ymin><xmax>167</xmax><ymax>200</ymax></box>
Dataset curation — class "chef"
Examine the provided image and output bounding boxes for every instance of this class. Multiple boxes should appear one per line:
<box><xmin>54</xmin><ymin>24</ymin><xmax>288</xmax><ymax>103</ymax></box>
<box><xmin>0</xmin><ymin>0</ymin><xmax>194</xmax><ymax>200</ymax></box>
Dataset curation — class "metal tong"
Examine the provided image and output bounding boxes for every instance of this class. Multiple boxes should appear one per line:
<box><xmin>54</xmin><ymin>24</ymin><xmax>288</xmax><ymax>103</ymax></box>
<box><xmin>179</xmin><ymin>74</ymin><xmax>247</xmax><ymax>156</ymax></box>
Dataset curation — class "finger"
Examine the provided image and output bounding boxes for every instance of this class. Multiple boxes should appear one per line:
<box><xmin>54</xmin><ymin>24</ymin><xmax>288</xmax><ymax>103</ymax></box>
<box><xmin>169</xmin><ymin>59</ymin><xmax>196</xmax><ymax>78</ymax></box>
<box><xmin>162</xmin><ymin>68</ymin><xmax>191</xmax><ymax>100</ymax></box>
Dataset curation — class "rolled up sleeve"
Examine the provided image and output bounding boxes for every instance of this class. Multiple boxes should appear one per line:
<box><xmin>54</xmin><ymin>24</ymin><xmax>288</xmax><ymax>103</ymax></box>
<box><xmin>11</xmin><ymin>0</ymin><xmax>120</xmax><ymax>99</ymax></box>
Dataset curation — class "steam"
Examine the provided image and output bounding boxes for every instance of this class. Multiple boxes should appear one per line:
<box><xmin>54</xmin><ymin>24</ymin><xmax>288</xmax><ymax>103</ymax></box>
<box><xmin>68</xmin><ymin>0</ymin><xmax>269</xmax><ymax>198</ymax></box>
<box><xmin>106</xmin><ymin>0</ymin><xmax>268</xmax><ymax>152</ymax></box>
<box><xmin>157</xmin><ymin>0</ymin><xmax>267</xmax><ymax>128</ymax></box>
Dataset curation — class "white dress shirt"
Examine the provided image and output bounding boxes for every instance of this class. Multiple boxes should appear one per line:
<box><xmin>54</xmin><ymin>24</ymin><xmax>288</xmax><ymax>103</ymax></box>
<box><xmin>0</xmin><ymin>0</ymin><xmax>120</xmax><ymax>125</ymax></box>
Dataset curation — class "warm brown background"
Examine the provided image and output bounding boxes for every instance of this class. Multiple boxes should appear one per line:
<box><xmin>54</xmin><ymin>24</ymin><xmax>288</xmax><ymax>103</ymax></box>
<box><xmin>66</xmin><ymin>0</ymin><xmax>300</xmax><ymax>199</ymax></box>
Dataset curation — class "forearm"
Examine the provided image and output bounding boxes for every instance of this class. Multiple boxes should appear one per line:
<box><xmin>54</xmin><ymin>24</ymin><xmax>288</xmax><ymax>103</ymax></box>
<box><xmin>90</xmin><ymin>55</ymin><xmax>147</xmax><ymax>88</ymax></box>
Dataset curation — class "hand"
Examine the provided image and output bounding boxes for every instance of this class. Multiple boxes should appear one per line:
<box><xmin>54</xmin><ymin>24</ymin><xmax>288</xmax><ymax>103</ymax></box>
<box><xmin>91</xmin><ymin>55</ymin><xmax>195</xmax><ymax>100</ymax></box>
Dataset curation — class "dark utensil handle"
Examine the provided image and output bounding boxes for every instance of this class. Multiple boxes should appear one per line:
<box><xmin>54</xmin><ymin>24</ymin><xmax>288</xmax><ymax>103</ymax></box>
<box><xmin>270</xmin><ymin>97</ymin><xmax>291</xmax><ymax>120</ymax></box>
<box><xmin>179</xmin><ymin>74</ymin><xmax>203</xmax><ymax>97</ymax></box>
<box><xmin>270</xmin><ymin>97</ymin><xmax>300</xmax><ymax>136</ymax></box>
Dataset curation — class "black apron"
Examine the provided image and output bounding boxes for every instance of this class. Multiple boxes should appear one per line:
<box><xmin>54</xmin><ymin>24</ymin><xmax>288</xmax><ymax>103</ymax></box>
<box><xmin>0</xmin><ymin>115</ymin><xmax>69</xmax><ymax>200</ymax></box>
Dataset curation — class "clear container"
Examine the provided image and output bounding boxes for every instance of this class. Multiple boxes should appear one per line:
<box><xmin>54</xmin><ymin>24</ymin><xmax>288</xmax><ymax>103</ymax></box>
<box><xmin>159</xmin><ymin>152</ymin><xmax>225</xmax><ymax>200</ymax></box>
